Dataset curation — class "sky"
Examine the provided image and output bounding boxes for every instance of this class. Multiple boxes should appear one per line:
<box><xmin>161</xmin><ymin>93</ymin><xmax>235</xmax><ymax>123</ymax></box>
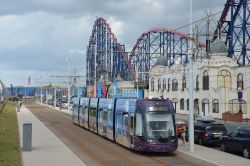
<box><xmin>0</xmin><ymin>0</ymin><xmax>226</xmax><ymax>87</ymax></box>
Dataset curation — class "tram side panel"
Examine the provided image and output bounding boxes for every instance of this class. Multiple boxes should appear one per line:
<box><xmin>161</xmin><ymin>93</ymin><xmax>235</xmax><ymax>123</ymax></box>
<box><xmin>115</xmin><ymin>99</ymin><xmax>136</xmax><ymax>149</ymax></box>
<box><xmin>97</xmin><ymin>98</ymin><xmax>115</xmax><ymax>140</ymax></box>
<box><xmin>79</xmin><ymin>97</ymin><xmax>89</xmax><ymax>128</ymax></box>
<box><xmin>89</xmin><ymin>98</ymin><xmax>99</xmax><ymax>133</ymax></box>
<box><xmin>72</xmin><ymin>97</ymin><xmax>80</xmax><ymax>124</ymax></box>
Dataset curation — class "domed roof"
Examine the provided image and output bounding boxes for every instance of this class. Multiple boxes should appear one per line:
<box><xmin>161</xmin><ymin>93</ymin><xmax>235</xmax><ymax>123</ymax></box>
<box><xmin>155</xmin><ymin>56</ymin><xmax>168</xmax><ymax>66</ymax></box>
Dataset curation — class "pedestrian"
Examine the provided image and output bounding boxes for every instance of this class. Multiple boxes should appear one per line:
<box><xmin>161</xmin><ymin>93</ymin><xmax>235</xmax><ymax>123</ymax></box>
<box><xmin>181</xmin><ymin>123</ymin><xmax>186</xmax><ymax>146</ymax></box>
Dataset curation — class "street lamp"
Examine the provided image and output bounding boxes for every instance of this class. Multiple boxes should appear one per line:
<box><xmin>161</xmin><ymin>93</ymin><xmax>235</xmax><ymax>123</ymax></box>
<box><xmin>53</xmin><ymin>70</ymin><xmax>57</xmax><ymax>108</ymax></box>
<box><xmin>66</xmin><ymin>58</ymin><xmax>71</xmax><ymax>111</ymax></box>
<box><xmin>188</xmin><ymin>0</ymin><xmax>195</xmax><ymax>152</ymax></box>
<box><xmin>37</xmin><ymin>76</ymin><xmax>43</xmax><ymax>104</ymax></box>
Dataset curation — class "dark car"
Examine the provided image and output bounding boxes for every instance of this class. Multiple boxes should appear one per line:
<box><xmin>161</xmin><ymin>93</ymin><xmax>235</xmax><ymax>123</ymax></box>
<box><xmin>220</xmin><ymin>127</ymin><xmax>250</xmax><ymax>159</ymax></box>
<box><xmin>194</xmin><ymin>121</ymin><xmax>227</xmax><ymax>145</ymax></box>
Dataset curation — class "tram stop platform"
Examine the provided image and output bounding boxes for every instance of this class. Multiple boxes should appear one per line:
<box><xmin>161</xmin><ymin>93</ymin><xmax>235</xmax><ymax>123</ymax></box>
<box><xmin>17</xmin><ymin>104</ymin><xmax>250</xmax><ymax>166</ymax></box>
<box><xmin>17</xmin><ymin>106</ymin><xmax>86</xmax><ymax>166</ymax></box>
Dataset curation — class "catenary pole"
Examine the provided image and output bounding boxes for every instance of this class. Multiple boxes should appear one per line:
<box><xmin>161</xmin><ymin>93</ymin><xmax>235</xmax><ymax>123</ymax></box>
<box><xmin>188</xmin><ymin>0</ymin><xmax>194</xmax><ymax>152</ymax></box>
<box><xmin>53</xmin><ymin>70</ymin><xmax>57</xmax><ymax>108</ymax></box>
<box><xmin>40</xmin><ymin>76</ymin><xmax>42</xmax><ymax>104</ymax></box>
<box><xmin>66</xmin><ymin>58</ymin><xmax>71</xmax><ymax>111</ymax></box>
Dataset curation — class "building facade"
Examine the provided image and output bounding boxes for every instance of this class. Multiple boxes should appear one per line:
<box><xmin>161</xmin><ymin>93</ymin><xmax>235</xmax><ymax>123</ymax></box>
<box><xmin>146</xmin><ymin>52</ymin><xmax>250</xmax><ymax>119</ymax></box>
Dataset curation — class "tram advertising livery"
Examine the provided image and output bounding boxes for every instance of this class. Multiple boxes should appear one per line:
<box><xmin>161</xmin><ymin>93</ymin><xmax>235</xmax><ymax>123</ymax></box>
<box><xmin>72</xmin><ymin>97</ymin><xmax>178</xmax><ymax>153</ymax></box>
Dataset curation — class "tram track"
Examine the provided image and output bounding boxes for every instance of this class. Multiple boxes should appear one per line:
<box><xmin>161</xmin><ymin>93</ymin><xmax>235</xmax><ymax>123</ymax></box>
<box><xmin>24</xmin><ymin>101</ymin><xmax>214</xmax><ymax>166</ymax></box>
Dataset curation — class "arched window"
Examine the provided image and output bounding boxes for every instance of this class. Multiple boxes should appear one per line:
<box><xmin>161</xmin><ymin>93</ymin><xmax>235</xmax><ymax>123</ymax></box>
<box><xmin>228</xmin><ymin>99</ymin><xmax>247</xmax><ymax>114</ymax></box>
<box><xmin>172</xmin><ymin>98</ymin><xmax>178</xmax><ymax>113</ymax></box>
<box><xmin>180</xmin><ymin>98</ymin><xmax>184</xmax><ymax>110</ymax></box>
<box><xmin>158</xmin><ymin>79</ymin><xmax>161</xmax><ymax>91</ymax></box>
<box><xmin>194</xmin><ymin>99</ymin><xmax>199</xmax><ymax>115</ymax></box>
<box><xmin>187</xmin><ymin>99</ymin><xmax>189</xmax><ymax>111</ymax></box>
<box><xmin>212</xmin><ymin>99</ymin><xmax>219</xmax><ymax>113</ymax></box>
<box><xmin>203</xmin><ymin>70</ymin><xmax>209</xmax><ymax>90</ymax></box>
<box><xmin>172</xmin><ymin>79</ymin><xmax>178</xmax><ymax>91</ymax></box>
<box><xmin>182</xmin><ymin>76</ymin><xmax>186</xmax><ymax>91</ymax></box>
<box><xmin>168</xmin><ymin>78</ymin><xmax>170</xmax><ymax>91</ymax></box>
<box><xmin>163</xmin><ymin>79</ymin><xmax>166</xmax><ymax>91</ymax></box>
<box><xmin>237</xmin><ymin>73</ymin><xmax>244</xmax><ymax>90</ymax></box>
<box><xmin>218</xmin><ymin>69</ymin><xmax>231</xmax><ymax>88</ymax></box>
<box><xmin>196</xmin><ymin>75</ymin><xmax>199</xmax><ymax>90</ymax></box>
<box><xmin>151</xmin><ymin>78</ymin><xmax>154</xmax><ymax>92</ymax></box>
<box><xmin>202</xmin><ymin>98</ymin><xmax>209</xmax><ymax>116</ymax></box>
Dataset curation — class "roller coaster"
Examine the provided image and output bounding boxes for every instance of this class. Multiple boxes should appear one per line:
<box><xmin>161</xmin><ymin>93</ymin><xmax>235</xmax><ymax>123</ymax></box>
<box><xmin>86</xmin><ymin>0</ymin><xmax>250</xmax><ymax>93</ymax></box>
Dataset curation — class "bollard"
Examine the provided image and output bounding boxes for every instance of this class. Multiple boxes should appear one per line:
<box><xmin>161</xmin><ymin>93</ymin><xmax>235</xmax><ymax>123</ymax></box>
<box><xmin>23</xmin><ymin>123</ymin><xmax>32</xmax><ymax>151</ymax></box>
<box><xmin>16</xmin><ymin>105</ymin><xmax>20</xmax><ymax>112</ymax></box>
<box><xmin>16</xmin><ymin>101</ymin><xmax>20</xmax><ymax>112</ymax></box>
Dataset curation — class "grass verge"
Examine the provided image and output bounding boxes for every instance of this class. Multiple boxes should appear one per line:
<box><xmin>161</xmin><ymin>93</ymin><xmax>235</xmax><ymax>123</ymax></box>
<box><xmin>0</xmin><ymin>102</ymin><xmax>21</xmax><ymax>166</ymax></box>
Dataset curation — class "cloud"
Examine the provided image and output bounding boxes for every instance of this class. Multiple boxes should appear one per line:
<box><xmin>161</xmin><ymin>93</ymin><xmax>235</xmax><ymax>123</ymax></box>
<box><xmin>0</xmin><ymin>0</ymin><xmax>227</xmax><ymax>86</ymax></box>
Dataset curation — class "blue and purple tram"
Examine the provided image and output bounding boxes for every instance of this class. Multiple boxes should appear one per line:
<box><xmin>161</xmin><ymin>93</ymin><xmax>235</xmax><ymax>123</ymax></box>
<box><xmin>72</xmin><ymin>97</ymin><xmax>178</xmax><ymax>153</ymax></box>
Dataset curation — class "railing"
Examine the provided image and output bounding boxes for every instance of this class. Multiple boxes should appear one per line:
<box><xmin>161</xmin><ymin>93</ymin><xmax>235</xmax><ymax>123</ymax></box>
<box><xmin>0</xmin><ymin>80</ymin><xmax>9</xmax><ymax>114</ymax></box>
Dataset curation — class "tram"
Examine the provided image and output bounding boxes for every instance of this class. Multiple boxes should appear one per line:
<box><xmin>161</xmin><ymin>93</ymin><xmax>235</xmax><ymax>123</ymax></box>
<box><xmin>72</xmin><ymin>97</ymin><xmax>178</xmax><ymax>152</ymax></box>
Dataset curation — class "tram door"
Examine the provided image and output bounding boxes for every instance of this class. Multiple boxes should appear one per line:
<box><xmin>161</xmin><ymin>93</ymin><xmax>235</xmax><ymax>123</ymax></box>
<box><xmin>129</xmin><ymin>113</ymin><xmax>135</xmax><ymax>149</ymax></box>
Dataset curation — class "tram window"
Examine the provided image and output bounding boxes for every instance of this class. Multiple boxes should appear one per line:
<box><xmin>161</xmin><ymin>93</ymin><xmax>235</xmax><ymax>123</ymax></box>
<box><xmin>103</xmin><ymin>109</ymin><xmax>108</xmax><ymax>121</ymax></box>
<box><xmin>99</xmin><ymin>110</ymin><xmax>103</xmax><ymax>123</ymax></box>
<box><xmin>116</xmin><ymin>113</ymin><xmax>123</xmax><ymax>131</ymax></box>
<box><xmin>130</xmin><ymin>116</ymin><xmax>134</xmax><ymax>131</ymax></box>
<box><xmin>123</xmin><ymin>115</ymin><xmax>129</xmax><ymax>132</ymax></box>
<box><xmin>108</xmin><ymin>110</ymin><xmax>113</xmax><ymax>127</ymax></box>
<box><xmin>136</xmin><ymin>113</ymin><xmax>142</xmax><ymax>136</ymax></box>
<box><xmin>90</xmin><ymin>107</ymin><xmax>96</xmax><ymax>117</ymax></box>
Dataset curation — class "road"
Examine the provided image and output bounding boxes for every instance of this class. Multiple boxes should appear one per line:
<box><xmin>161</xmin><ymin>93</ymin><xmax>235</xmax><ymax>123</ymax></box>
<box><xmin>24</xmin><ymin>101</ymin><xmax>215</xmax><ymax>166</ymax></box>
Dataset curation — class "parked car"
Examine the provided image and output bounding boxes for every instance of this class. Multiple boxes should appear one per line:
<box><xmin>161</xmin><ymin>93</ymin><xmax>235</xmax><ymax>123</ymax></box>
<box><xmin>194</xmin><ymin>120</ymin><xmax>227</xmax><ymax>145</ymax></box>
<box><xmin>196</xmin><ymin>116</ymin><xmax>216</xmax><ymax>123</ymax></box>
<box><xmin>220</xmin><ymin>127</ymin><xmax>250</xmax><ymax>159</ymax></box>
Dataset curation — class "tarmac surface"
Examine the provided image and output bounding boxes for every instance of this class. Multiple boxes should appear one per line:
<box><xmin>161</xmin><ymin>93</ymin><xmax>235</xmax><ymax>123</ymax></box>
<box><xmin>17</xmin><ymin>101</ymin><xmax>250</xmax><ymax>166</ymax></box>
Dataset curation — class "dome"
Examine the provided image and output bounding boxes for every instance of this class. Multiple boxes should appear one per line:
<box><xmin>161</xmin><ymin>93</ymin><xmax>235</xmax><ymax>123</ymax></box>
<box><xmin>210</xmin><ymin>39</ymin><xmax>227</xmax><ymax>54</ymax></box>
<box><xmin>155</xmin><ymin>56</ymin><xmax>168</xmax><ymax>66</ymax></box>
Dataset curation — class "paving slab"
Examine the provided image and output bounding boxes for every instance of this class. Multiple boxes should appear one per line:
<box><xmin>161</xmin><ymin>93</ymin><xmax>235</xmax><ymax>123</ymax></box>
<box><xmin>17</xmin><ymin>106</ymin><xmax>85</xmax><ymax>166</ymax></box>
<box><xmin>178</xmin><ymin>141</ymin><xmax>250</xmax><ymax>166</ymax></box>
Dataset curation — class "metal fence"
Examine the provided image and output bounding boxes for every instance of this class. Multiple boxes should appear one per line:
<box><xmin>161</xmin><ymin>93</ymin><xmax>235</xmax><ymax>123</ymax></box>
<box><xmin>0</xmin><ymin>80</ymin><xmax>9</xmax><ymax>114</ymax></box>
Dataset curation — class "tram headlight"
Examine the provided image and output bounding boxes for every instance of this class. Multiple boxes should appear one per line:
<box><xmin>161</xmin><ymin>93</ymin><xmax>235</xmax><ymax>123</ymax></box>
<box><xmin>147</xmin><ymin>139</ymin><xmax>156</xmax><ymax>143</ymax></box>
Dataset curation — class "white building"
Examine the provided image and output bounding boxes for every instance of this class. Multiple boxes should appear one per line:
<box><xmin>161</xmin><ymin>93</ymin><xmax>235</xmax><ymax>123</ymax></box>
<box><xmin>146</xmin><ymin>41</ymin><xmax>250</xmax><ymax>119</ymax></box>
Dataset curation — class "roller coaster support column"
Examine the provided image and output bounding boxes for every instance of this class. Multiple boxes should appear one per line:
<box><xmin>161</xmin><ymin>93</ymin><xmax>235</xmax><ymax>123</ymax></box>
<box><xmin>188</xmin><ymin>0</ymin><xmax>194</xmax><ymax>152</ymax></box>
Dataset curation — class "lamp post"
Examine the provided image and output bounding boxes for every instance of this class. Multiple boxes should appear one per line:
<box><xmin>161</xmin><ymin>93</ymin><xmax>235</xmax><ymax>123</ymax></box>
<box><xmin>40</xmin><ymin>76</ymin><xmax>42</xmax><ymax>104</ymax></box>
<box><xmin>66</xmin><ymin>58</ymin><xmax>71</xmax><ymax>111</ymax></box>
<box><xmin>188</xmin><ymin>0</ymin><xmax>194</xmax><ymax>152</ymax></box>
<box><xmin>53</xmin><ymin>70</ymin><xmax>57</xmax><ymax>108</ymax></box>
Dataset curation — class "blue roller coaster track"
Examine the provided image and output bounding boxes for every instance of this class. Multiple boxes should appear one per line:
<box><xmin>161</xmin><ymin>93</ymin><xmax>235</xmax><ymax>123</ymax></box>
<box><xmin>86</xmin><ymin>0</ymin><xmax>250</xmax><ymax>91</ymax></box>
<box><xmin>213</xmin><ymin>0</ymin><xmax>250</xmax><ymax>65</ymax></box>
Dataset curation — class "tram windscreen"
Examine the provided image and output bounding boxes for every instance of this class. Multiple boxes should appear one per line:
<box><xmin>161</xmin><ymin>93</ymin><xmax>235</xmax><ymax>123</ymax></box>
<box><xmin>146</xmin><ymin>112</ymin><xmax>175</xmax><ymax>139</ymax></box>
